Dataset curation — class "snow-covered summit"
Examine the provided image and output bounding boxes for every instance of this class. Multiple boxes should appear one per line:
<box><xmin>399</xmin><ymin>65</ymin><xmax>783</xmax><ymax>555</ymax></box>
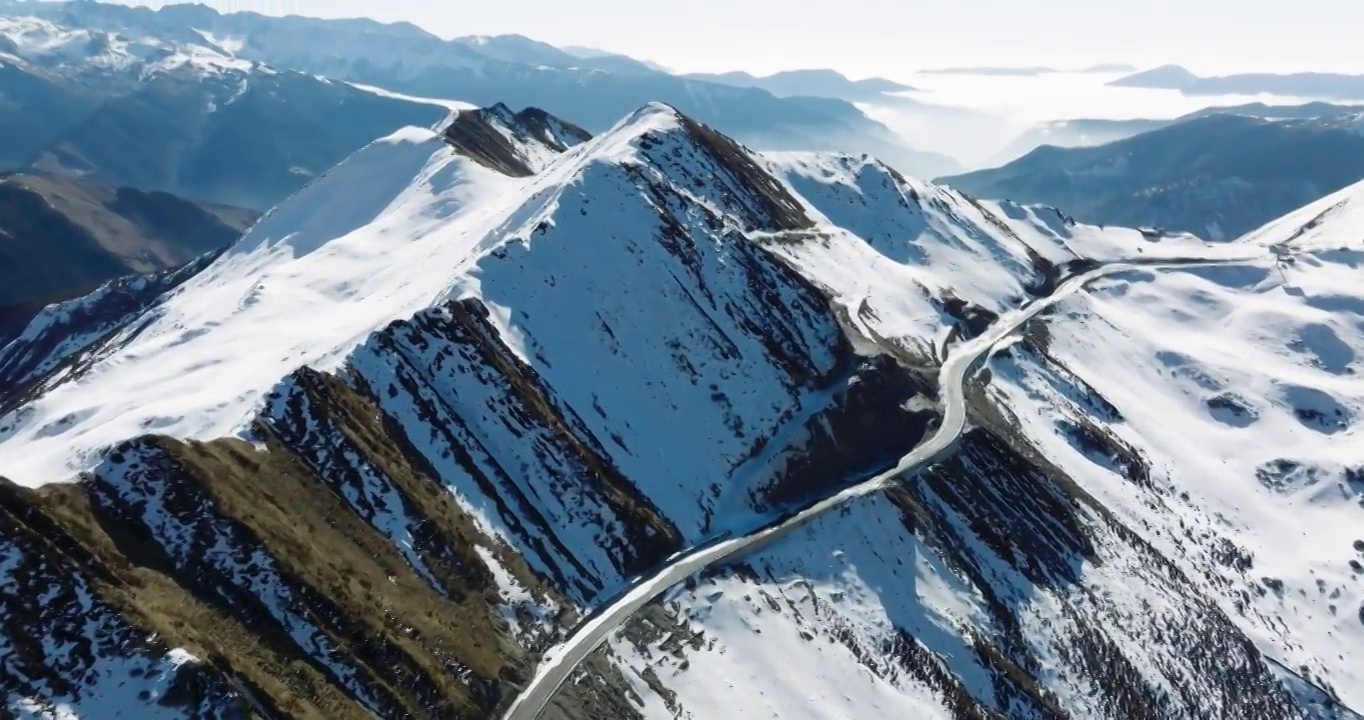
<box><xmin>438</xmin><ymin>102</ymin><xmax>593</xmax><ymax>175</ymax></box>
<box><xmin>2</xmin><ymin>99</ymin><xmax>1362</xmax><ymax>719</ymax></box>
<box><xmin>0</xmin><ymin>14</ymin><xmax>251</xmax><ymax>78</ymax></box>
<box><xmin>0</xmin><ymin>100</ymin><xmax>1224</xmax><ymax>490</ymax></box>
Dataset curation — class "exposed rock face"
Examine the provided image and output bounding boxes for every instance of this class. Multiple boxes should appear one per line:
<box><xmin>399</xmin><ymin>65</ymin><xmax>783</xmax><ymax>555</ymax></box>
<box><xmin>0</xmin><ymin>104</ymin><xmax>941</xmax><ymax>717</ymax></box>
<box><xmin>2</xmin><ymin>103</ymin><xmax>1358</xmax><ymax>719</ymax></box>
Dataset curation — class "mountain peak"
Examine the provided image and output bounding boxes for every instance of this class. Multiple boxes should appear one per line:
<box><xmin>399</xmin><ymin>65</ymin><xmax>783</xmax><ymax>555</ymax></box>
<box><xmin>594</xmin><ymin>102</ymin><xmax>815</xmax><ymax>233</ymax></box>
<box><xmin>441</xmin><ymin>103</ymin><xmax>591</xmax><ymax>176</ymax></box>
<box><xmin>1108</xmin><ymin>63</ymin><xmax>1199</xmax><ymax>88</ymax></box>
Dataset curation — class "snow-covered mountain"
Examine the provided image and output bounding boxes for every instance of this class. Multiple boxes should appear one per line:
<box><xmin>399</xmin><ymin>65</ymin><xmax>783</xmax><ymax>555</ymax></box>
<box><xmin>1</xmin><ymin>101</ymin><xmax>1361</xmax><ymax>720</ymax></box>
<box><xmin>3</xmin><ymin>0</ymin><xmax>958</xmax><ymax>178</ymax></box>
<box><xmin>0</xmin><ymin>13</ymin><xmax>448</xmax><ymax>209</ymax></box>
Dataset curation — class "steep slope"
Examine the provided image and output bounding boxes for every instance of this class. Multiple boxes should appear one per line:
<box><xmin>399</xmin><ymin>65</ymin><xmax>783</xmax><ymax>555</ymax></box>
<box><xmin>974</xmin><ymin>182</ymin><xmax>1364</xmax><ymax>711</ymax></box>
<box><xmin>439</xmin><ymin>103</ymin><xmax>592</xmax><ymax>176</ymax></box>
<box><xmin>2</xmin><ymin>103</ymin><xmax>1358</xmax><ymax>720</ymax></box>
<box><xmin>942</xmin><ymin>112</ymin><xmax>1364</xmax><ymax>240</ymax></box>
<box><xmin>576</xmin><ymin>185</ymin><xmax>1364</xmax><ymax>720</ymax></box>
<box><xmin>0</xmin><ymin>103</ymin><xmax>943</xmax><ymax>717</ymax></box>
<box><xmin>0</xmin><ymin>61</ymin><xmax>100</xmax><ymax>167</ymax></box>
<box><xmin>0</xmin><ymin>172</ymin><xmax>256</xmax><ymax>306</ymax></box>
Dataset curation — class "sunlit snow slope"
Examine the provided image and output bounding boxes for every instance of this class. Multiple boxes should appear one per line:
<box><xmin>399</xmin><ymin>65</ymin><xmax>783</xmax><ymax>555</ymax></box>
<box><xmin>596</xmin><ymin>182</ymin><xmax>1364</xmax><ymax>720</ymax></box>
<box><xmin>1</xmin><ymin>102</ymin><xmax>1359</xmax><ymax>720</ymax></box>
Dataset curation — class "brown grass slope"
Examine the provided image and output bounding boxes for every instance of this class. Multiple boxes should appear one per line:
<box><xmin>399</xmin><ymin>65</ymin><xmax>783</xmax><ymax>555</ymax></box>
<box><xmin>0</xmin><ymin>172</ymin><xmax>257</xmax><ymax>307</ymax></box>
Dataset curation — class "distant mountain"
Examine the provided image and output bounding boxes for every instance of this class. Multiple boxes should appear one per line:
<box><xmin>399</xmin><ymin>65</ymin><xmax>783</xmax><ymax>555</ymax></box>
<box><xmin>0</xmin><ymin>62</ymin><xmax>101</xmax><ymax>167</ymax></box>
<box><xmin>450</xmin><ymin>34</ymin><xmax>660</xmax><ymax>76</ymax></box>
<box><xmin>562</xmin><ymin>45</ymin><xmax>670</xmax><ymax>72</ymax></box>
<box><xmin>683</xmin><ymin>68</ymin><xmax>916</xmax><ymax>102</ymax></box>
<box><xmin>989</xmin><ymin>101</ymin><xmax>1364</xmax><ymax>166</ymax></box>
<box><xmin>0</xmin><ymin>172</ymin><xmax>255</xmax><ymax>308</ymax></box>
<box><xmin>1111</xmin><ymin>64</ymin><xmax>1364</xmax><ymax>100</ymax></box>
<box><xmin>0</xmin><ymin>15</ymin><xmax>448</xmax><ymax>209</ymax></box>
<box><xmin>988</xmin><ymin>118</ymin><xmax>1172</xmax><ymax>165</ymax></box>
<box><xmin>942</xmin><ymin>111</ymin><xmax>1364</xmax><ymax>239</ymax></box>
<box><xmin>11</xmin><ymin>0</ymin><xmax>955</xmax><ymax>177</ymax></box>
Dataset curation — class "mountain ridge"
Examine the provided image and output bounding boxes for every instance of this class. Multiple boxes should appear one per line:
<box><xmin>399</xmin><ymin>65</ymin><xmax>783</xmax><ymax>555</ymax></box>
<box><xmin>1</xmin><ymin>101</ymin><xmax>1361</xmax><ymax>719</ymax></box>
<box><xmin>682</xmin><ymin>68</ymin><xmax>916</xmax><ymax>103</ymax></box>
<box><xmin>1110</xmin><ymin>64</ymin><xmax>1364</xmax><ymax>100</ymax></box>
<box><xmin>7</xmin><ymin>0</ymin><xmax>959</xmax><ymax>177</ymax></box>
<box><xmin>942</xmin><ymin>111</ymin><xmax>1364</xmax><ymax>240</ymax></box>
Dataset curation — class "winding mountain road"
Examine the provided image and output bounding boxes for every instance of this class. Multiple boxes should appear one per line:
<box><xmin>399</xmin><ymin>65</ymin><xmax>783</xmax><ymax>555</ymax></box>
<box><xmin>500</xmin><ymin>251</ymin><xmax>1269</xmax><ymax>720</ymax></box>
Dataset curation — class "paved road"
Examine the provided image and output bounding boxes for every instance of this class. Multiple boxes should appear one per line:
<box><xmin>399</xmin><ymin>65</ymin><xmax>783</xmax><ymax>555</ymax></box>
<box><xmin>500</xmin><ymin>252</ymin><xmax>1268</xmax><ymax>720</ymax></box>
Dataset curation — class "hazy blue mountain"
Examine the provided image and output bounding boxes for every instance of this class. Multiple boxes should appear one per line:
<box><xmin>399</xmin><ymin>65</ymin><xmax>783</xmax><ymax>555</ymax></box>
<box><xmin>0</xmin><ymin>63</ymin><xmax>101</xmax><ymax>167</ymax></box>
<box><xmin>452</xmin><ymin>34</ymin><xmax>660</xmax><ymax>75</ymax></box>
<box><xmin>988</xmin><ymin>118</ymin><xmax>1172</xmax><ymax>166</ymax></box>
<box><xmin>562</xmin><ymin>45</ymin><xmax>671</xmax><ymax>72</ymax></box>
<box><xmin>942</xmin><ymin>111</ymin><xmax>1364</xmax><ymax>240</ymax></box>
<box><xmin>683</xmin><ymin>68</ymin><xmax>916</xmax><ymax>102</ymax></box>
<box><xmin>0</xmin><ymin>14</ymin><xmax>447</xmax><ymax>209</ymax></box>
<box><xmin>15</xmin><ymin>0</ymin><xmax>956</xmax><ymax>177</ymax></box>
<box><xmin>989</xmin><ymin>101</ymin><xmax>1364</xmax><ymax>166</ymax></box>
<box><xmin>27</xmin><ymin>71</ymin><xmax>445</xmax><ymax>210</ymax></box>
<box><xmin>1111</xmin><ymin>64</ymin><xmax>1364</xmax><ymax>101</ymax></box>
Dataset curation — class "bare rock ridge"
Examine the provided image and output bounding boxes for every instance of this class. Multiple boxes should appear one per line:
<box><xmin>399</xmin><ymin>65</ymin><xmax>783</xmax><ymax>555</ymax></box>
<box><xmin>1</xmin><ymin>101</ymin><xmax>1359</xmax><ymax>719</ymax></box>
<box><xmin>441</xmin><ymin>103</ymin><xmax>592</xmax><ymax>176</ymax></box>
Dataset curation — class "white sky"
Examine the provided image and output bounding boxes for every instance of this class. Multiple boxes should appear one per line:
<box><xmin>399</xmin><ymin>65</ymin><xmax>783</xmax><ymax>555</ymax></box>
<box><xmin>86</xmin><ymin>1</ymin><xmax>1364</xmax><ymax>78</ymax></box>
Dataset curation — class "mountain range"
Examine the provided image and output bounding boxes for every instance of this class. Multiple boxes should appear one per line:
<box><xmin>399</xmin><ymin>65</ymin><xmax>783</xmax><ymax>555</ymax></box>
<box><xmin>1</xmin><ymin>1</ymin><xmax>959</xmax><ymax>179</ymax></box>
<box><xmin>1</xmin><ymin>98</ymin><xmax>1360</xmax><ymax>720</ymax></box>
<box><xmin>0</xmin><ymin>14</ymin><xmax>449</xmax><ymax>210</ymax></box>
<box><xmin>1</xmin><ymin>2</ymin><xmax>1363</xmax><ymax>719</ymax></box>
<box><xmin>682</xmin><ymin>68</ymin><xmax>916</xmax><ymax>103</ymax></box>
<box><xmin>943</xmin><ymin>109</ymin><xmax>1364</xmax><ymax>239</ymax></box>
<box><xmin>989</xmin><ymin>101</ymin><xmax>1364</xmax><ymax>165</ymax></box>
<box><xmin>1110</xmin><ymin>64</ymin><xmax>1364</xmax><ymax>101</ymax></box>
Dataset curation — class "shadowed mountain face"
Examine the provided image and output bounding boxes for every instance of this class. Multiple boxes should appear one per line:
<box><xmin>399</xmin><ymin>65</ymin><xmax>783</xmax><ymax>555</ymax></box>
<box><xmin>0</xmin><ymin>173</ymin><xmax>256</xmax><ymax>307</ymax></box>
<box><xmin>15</xmin><ymin>67</ymin><xmax>446</xmax><ymax>211</ymax></box>
<box><xmin>1</xmin><ymin>99</ymin><xmax>1358</xmax><ymax>719</ymax></box>
<box><xmin>0</xmin><ymin>13</ymin><xmax>448</xmax><ymax>211</ymax></box>
<box><xmin>943</xmin><ymin>112</ymin><xmax>1364</xmax><ymax>239</ymax></box>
